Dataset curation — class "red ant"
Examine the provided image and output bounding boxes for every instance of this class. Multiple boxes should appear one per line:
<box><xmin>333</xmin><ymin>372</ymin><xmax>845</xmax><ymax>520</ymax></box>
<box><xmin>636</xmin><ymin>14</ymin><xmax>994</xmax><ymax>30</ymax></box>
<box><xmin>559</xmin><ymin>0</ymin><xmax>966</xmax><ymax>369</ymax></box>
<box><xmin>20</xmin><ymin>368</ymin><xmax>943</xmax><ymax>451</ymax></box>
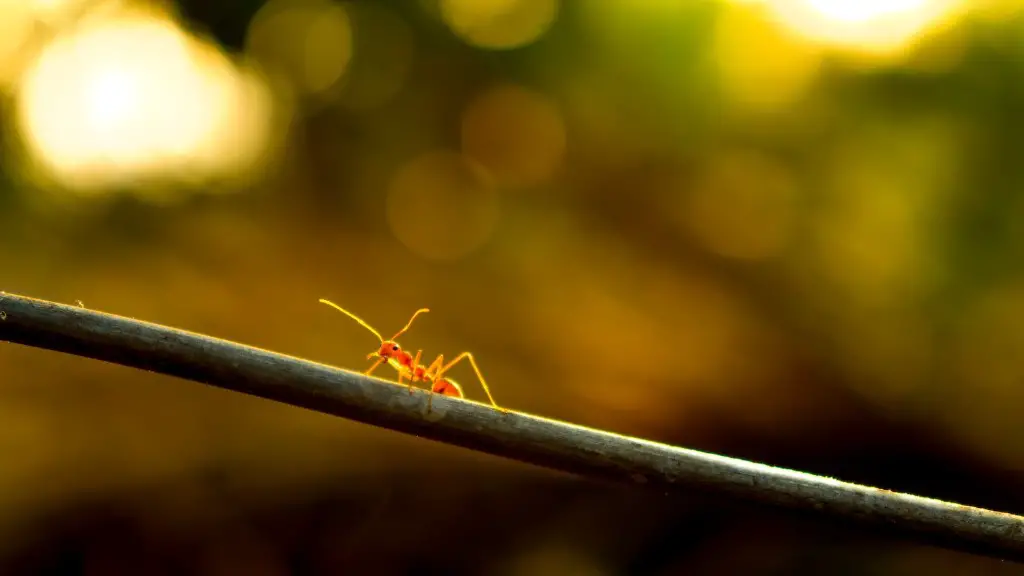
<box><xmin>319</xmin><ymin>299</ymin><xmax>505</xmax><ymax>413</ymax></box>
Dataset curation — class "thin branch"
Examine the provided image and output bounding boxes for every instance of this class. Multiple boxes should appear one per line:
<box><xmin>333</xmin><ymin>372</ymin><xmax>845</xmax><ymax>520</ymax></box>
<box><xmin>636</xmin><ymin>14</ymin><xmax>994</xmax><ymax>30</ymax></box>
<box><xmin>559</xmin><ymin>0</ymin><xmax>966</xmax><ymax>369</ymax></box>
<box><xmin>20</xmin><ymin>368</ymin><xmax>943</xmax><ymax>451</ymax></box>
<box><xmin>0</xmin><ymin>292</ymin><xmax>1021</xmax><ymax>562</ymax></box>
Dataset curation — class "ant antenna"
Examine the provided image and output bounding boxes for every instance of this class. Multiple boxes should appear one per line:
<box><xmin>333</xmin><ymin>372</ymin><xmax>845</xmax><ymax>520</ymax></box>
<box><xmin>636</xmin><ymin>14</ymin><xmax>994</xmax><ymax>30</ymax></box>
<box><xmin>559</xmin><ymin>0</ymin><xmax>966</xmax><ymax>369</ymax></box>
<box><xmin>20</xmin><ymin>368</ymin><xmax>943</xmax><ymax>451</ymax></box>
<box><xmin>390</xmin><ymin>308</ymin><xmax>429</xmax><ymax>341</ymax></box>
<box><xmin>319</xmin><ymin>299</ymin><xmax>383</xmax><ymax>342</ymax></box>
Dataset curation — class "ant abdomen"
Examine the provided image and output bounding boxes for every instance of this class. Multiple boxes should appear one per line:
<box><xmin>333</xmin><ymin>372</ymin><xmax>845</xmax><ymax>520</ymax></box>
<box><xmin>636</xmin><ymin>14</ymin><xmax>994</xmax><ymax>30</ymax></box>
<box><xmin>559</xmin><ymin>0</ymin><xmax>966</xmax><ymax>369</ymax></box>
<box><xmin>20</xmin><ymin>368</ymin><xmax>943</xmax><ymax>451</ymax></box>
<box><xmin>432</xmin><ymin>379</ymin><xmax>463</xmax><ymax>398</ymax></box>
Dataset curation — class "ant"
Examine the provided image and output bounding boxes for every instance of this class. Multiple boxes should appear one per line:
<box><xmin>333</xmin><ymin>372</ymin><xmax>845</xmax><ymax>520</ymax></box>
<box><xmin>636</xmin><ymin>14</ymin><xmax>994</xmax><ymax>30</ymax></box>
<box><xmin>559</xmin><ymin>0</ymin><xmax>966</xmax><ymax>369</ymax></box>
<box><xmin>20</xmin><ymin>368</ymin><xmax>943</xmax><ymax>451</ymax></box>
<box><xmin>319</xmin><ymin>299</ymin><xmax>505</xmax><ymax>413</ymax></box>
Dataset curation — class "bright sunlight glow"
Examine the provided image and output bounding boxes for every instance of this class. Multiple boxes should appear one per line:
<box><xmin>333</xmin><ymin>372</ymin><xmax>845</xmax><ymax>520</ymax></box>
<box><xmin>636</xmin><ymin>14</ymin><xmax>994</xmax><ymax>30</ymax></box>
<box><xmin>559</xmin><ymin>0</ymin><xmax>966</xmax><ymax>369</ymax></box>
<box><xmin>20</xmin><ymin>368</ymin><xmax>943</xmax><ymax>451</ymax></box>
<box><xmin>16</xmin><ymin>8</ymin><xmax>274</xmax><ymax>192</ymax></box>
<box><xmin>751</xmin><ymin>0</ymin><xmax>964</xmax><ymax>57</ymax></box>
<box><xmin>805</xmin><ymin>0</ymin><xmax>928</xmax><ymax>24</ymax></box>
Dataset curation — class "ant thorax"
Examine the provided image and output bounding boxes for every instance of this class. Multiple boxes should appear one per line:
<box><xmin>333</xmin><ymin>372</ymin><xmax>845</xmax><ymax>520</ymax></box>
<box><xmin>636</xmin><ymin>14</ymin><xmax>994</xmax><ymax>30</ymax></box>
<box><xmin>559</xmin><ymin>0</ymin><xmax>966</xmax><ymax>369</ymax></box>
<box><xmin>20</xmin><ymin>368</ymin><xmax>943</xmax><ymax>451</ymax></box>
<box><xmin>386</xmin><ymin>352</ymin><xmax>413</xmax><ymax>371</ymax></box>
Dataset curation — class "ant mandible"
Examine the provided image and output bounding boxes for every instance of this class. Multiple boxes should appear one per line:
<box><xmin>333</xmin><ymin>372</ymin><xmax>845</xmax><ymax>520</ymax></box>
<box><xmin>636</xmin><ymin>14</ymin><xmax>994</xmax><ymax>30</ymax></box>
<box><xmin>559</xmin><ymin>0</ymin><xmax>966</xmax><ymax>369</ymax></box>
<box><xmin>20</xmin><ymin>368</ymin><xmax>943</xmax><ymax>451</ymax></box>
<box><xmin>319</xmin><ymin>299</ymin><xmax>505</xmax><ymax>413</ymax></box>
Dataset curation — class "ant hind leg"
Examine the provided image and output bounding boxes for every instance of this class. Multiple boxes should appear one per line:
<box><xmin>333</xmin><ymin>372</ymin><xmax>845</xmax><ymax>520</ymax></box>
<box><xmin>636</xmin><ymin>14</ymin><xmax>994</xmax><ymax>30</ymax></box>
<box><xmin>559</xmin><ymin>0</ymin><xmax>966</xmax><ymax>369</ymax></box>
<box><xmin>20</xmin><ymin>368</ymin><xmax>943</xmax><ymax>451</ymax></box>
<box><xmin>422</xmin><ymin>354</ymin><xmax>445</xmax><ymax>411</ymax></box>
<box><xmin>435</xmin><ymin>352</ymin><xmax>504</xmax><ymax>412</ymax></box>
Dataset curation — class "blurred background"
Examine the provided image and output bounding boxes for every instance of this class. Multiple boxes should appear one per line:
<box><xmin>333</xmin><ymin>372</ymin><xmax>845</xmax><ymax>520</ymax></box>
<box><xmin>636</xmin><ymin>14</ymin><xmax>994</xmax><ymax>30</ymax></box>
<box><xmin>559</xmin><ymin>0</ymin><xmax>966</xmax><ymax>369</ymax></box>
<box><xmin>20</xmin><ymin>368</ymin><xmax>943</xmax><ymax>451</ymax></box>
<box><xmin>1</xmin><ymin>0</ymin><xmax>1024</xmax><ymax>573</ymax></box>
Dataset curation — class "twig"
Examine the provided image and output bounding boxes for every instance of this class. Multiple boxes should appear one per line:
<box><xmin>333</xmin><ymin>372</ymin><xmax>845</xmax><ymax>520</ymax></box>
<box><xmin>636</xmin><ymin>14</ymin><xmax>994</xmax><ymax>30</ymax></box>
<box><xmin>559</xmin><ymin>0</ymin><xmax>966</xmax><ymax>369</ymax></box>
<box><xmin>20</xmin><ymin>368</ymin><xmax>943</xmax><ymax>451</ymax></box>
<box><xmin>0</xmin><ymin>292</ymin><xmax>1021</xmax><ymax>562</ymax></box>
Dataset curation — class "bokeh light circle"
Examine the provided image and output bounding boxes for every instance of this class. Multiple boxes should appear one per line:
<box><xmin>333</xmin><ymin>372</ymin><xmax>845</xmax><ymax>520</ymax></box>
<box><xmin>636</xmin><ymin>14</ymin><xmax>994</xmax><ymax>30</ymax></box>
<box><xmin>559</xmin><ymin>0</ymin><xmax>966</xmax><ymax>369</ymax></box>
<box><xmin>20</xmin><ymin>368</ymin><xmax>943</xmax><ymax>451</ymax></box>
<box><xmin>386</xmin><ymin>150</ymin><xmax>499</xmax><ymax>260</ymax></box>
<box><xmin>460</xmin><ymin>84</ymin><xmax>566</xmax><ymax>188</ymax></box>
<box><xmin>683</xmin><ymin>150</ymin><xmax>797</xmax><ymax>261</ymax></box>
<box><xmin>754</xmin><ymin>0</ymin><xmax>964</xmax><ymax>58</ymax></box>
<box><xmin>439</xmin><ymin>0</ymin><xmax>559</xmax><ymax>50</ymax></box>
<box><xmin>245</xmin><ymin>0</ymin><xmax>353</xmax><ymax>97</ymax></box>
<box><xmin>713</xmin><ymin>4</ymin><xmax>822</xmax><ymax>112</ymax></box>
<box><xmin>16</xmin><ymin>8</ymin><xmax>273</xmax><ymax>191</ymax></box>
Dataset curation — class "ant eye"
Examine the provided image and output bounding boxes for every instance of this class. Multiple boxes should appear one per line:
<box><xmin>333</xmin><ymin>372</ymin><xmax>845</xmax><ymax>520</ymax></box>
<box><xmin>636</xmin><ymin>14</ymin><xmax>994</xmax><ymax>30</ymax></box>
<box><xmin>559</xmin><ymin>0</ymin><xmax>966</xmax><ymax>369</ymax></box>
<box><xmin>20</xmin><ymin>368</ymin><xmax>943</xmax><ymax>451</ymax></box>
<box><xmin>392</xmin><ymin>345</ymin><xmax>399</xmax><ymax>351</ymax></box>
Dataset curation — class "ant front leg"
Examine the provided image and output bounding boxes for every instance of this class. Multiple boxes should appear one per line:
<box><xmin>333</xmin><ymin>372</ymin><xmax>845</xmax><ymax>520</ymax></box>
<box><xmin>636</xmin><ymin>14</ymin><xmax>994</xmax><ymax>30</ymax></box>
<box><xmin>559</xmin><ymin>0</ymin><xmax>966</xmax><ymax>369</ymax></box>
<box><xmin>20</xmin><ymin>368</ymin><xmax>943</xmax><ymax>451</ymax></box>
<box><xmin>365</xmin><ymin>357</ymin><xmax>385</xmax><ymax>376</ymax></box>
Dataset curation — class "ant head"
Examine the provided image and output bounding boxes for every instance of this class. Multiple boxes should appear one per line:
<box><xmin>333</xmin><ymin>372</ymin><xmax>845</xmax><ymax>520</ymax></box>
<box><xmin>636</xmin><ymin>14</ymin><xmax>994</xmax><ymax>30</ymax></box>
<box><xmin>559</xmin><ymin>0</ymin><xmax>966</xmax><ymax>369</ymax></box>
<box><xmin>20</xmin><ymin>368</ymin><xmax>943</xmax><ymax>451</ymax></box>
<box><xmin>369</xmin><ymin>340</ymin><xmax>402</xmax><ymax>360</ymax></box>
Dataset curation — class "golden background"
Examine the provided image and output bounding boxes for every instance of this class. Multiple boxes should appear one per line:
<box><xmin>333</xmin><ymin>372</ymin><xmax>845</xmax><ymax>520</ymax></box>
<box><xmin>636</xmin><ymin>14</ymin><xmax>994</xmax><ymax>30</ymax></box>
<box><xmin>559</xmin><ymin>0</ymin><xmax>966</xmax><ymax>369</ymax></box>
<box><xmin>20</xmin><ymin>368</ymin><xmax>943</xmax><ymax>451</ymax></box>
<box><xmin>0</xmin><ymin>0</ymin><xmax>1022</xmax><ymax>573</ymax></box>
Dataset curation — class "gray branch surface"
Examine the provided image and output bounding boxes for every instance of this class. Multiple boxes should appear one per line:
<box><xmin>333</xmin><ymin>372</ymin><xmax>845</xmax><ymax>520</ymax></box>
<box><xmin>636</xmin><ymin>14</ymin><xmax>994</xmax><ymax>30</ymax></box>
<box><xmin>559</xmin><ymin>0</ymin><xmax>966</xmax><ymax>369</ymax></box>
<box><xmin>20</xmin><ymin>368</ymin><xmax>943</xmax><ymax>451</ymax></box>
<box><xmin>0</xmin><ymin>292</ymin><xmax>1021</xmax><ymax>562</ymax></box>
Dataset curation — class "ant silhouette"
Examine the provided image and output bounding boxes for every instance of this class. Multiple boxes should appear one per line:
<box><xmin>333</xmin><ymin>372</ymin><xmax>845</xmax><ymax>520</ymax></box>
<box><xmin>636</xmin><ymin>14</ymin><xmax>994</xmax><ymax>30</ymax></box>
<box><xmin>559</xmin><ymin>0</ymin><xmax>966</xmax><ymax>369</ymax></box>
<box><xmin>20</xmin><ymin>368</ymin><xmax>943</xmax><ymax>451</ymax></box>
<box><xmin>319</xmin><ymin>299</ymin><xmax>504</xmax><ymax>412</ymax></box>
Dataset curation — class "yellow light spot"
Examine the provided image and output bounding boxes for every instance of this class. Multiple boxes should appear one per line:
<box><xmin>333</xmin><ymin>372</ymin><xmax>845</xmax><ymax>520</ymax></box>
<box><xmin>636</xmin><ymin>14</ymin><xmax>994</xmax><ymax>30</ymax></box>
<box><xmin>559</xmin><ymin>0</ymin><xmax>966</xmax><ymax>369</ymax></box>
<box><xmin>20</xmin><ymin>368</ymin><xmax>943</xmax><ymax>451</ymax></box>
<box><xmin>806</xmin><ymin>119</ymin><xmax>955</xmax><ymax>306</ymax></box>
<box><xmin>386</xmin><ymin>150</ymin><xmax>499</xmax><ymax>260</ymax></box>
<box><xmin>811</xmin><ymin>167</ymin><xmax>928</xmax><ymax>309</ymax></box>
<box><xmin>31</xmin><ymin>0</ymin><xmax>90</xmax><ymax>20</ymax></box>
<box><xmin>713</xmin><ymin>3</ymin><xmax>822</xmax><ymax>112</ymax></box>
<box><xmin>460</xmin><ymin>84</ymin><xmax>566</xmax><ymax>188</ymax></box>
<box><xmin>86</xmin><ymin>68</ymin><xmax>137</xmax><ymax>131</ymax></box>
<box><xmin>811</xmin><ymin>0</ymin><xmax>928</xmax><ymax>23</ymax></box>
<box><xmin>0</xmin><ymin>0</ymin><xmax>48</xmax><ymax>88</ymax></box>
<box><xmin>757</xmin><ymin>0</ymin><xmax>964</xmax><ymax>58</ymax></box>
<box><xmin>16</xmin><ymin>8</ymin><xmax>274</xmax><ymax>191</ymax></box>
<box><xmin>439</xmin><ymin>0</ymin><xmax>559</xmax><ymax>50</ymax></box>
<box><xmin>246</xmin><ymin>0</ymin><xmax>353</xmax><ymax>97</ymax></box>
<box><xmin>683</xmin><ymin>150</ymin><xmax>796</xmax><ymax>261</ymax></box>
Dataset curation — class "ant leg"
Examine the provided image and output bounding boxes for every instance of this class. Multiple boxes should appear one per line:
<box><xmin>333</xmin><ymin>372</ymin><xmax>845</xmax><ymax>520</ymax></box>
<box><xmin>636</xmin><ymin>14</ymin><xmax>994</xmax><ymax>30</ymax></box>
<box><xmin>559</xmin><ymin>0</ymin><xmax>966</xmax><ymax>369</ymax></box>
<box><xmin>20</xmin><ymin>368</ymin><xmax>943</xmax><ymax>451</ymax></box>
<box><xmin>422</xmin><ymin>355</ymin><xmax>445</xmax><ymax>412</ymax></box>
<box><xmin>408</xmin><ymin>350</ymin><xmax>424</xmax><ymax>395</ymax></box>
<box><xmin>365</xmin><ymin>357</ymin><xmax>385</xmax><ymax>376</ymax></box>
<box><xmin>423</xmin><ymin>354</ymin><xmax>445</xmax><ymax>379</ymax></box>
<box><xmin>435</xmin><ymin>352</ymin><xmax>504</xmax><ymax>412</ymax></box>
